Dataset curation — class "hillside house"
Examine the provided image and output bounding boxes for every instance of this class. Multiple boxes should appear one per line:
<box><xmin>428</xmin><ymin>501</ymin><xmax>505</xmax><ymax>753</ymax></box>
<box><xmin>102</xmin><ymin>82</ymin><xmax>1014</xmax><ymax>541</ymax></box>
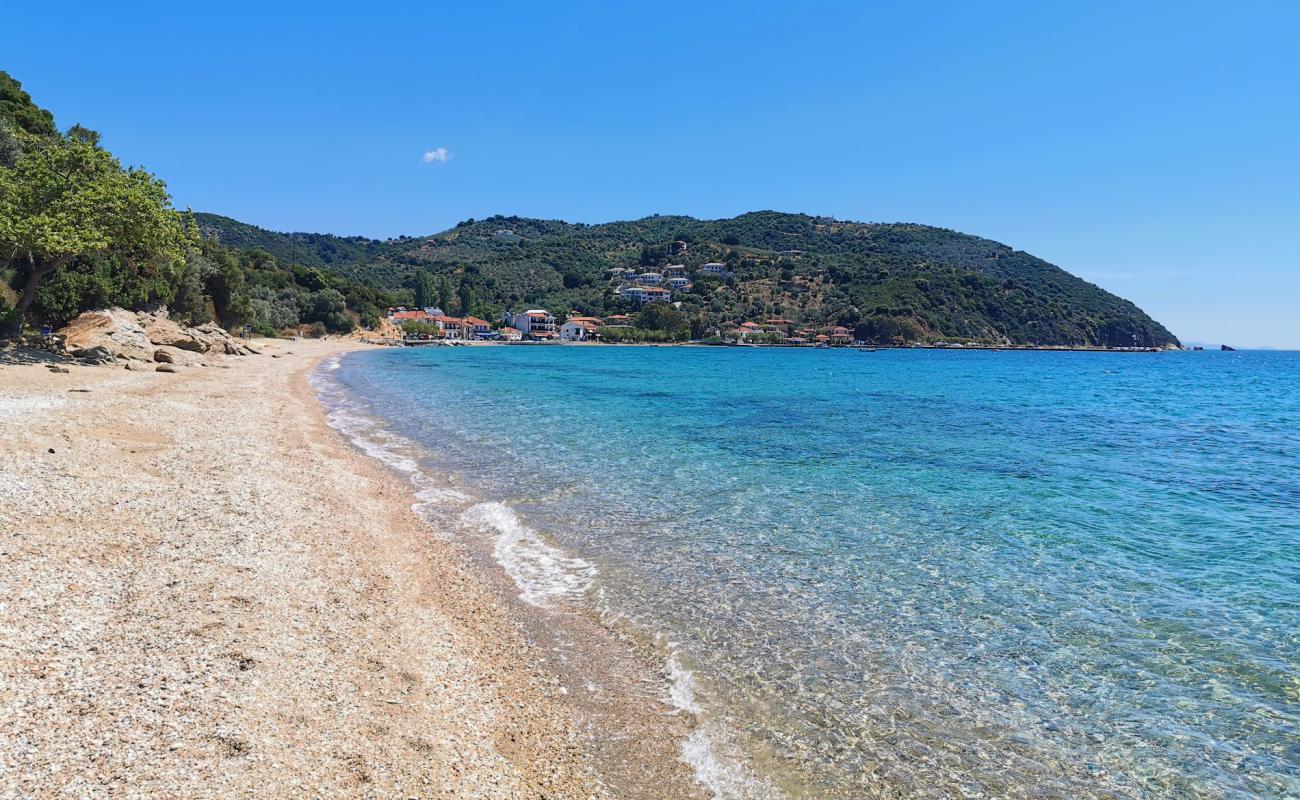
<box><xmin>619</xmin><ymin>286</ymin><xmax>672</xmax><ymax>305</ymax></box>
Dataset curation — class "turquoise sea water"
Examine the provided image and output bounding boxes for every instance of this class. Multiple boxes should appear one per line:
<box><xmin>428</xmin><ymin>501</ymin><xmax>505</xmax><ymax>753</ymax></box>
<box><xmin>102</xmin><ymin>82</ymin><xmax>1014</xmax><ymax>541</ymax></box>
<box><xmin>315</xmin><ymin>347</ymin><xmax>1299</xmax><ymax>799</ymax></box>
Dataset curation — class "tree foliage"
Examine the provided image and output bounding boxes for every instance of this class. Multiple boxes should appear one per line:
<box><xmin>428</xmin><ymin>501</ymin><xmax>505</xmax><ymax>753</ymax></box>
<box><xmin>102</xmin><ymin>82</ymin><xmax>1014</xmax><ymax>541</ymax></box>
<box><xmin>0</xmin><ymin>129</ymin><xmax>191</xmax><ymax>328</ymax></box>
<box><xmin>0</xmin><ymin>74</ymin><xmax>402</xmax><ymax>336</ymax></box>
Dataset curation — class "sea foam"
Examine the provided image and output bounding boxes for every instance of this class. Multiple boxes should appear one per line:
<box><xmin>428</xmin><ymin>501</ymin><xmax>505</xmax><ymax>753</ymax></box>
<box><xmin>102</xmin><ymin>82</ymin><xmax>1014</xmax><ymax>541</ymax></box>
<box><xmin>460</xmin><ymin>501</ymin><xmax>596</xmax><ymax>607</ymax></box>
<box><xmin>667</xmin><ymin>649</ymin><xmax>784</xmax><ymax>800</ymax></box>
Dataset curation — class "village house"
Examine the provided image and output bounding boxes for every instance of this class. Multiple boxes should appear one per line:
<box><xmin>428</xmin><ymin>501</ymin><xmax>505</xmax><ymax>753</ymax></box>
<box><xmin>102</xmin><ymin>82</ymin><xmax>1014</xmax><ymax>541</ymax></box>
<box><xmin>505</xmin><ymin>309</ymin><xmax>557</xmax><ymax>338</ymax></box>
<box><xmin>390</xmin><ymin>309</ymin><xmax>432</xmax><ymax>323</ymax></box>
<box><xmin>698</xmin><ymin>262</ymin><xmax>729</xmax><ymax>277</ymax></box>
<box><xmin>432</xmin><ymin>316</ymin><xmax>471</xmax><ymax>340</ymax></box>
<box><xmin>637</xmin><ymin>272</ymin><xmax>663</xmax><ymax>286</ymax></box>
<box><xmin>560</xmin><ymin>316</ymin><xmax>604</xmax><ymax>341</ymax></box>
<box><xmin>666</xmin><ymin>276</ymin><xmax>691</xmax><ymax>290</ymax></box>
<box><xmin>663</xmin><ymin>265</ymin><xmax>687</xmax><ymax>279</ymax></box>
<box><xmin>464</xmin><ymin>316</ymin><xmax>492</xmax><ymax>337</ymax></box>
<box><xmin>619</xmin><ymin>286</ymin><xmax>672</xmax><ymax>305</ymax></box>
<box><xmin>604</xmin><ymin>314</ymin><xmax>632</xmax><ymax>327</ymax></box>
<box><xmin>826</xmin><ymin>325</ymin><xmax>854</xmax><ymax>344</ymax></box>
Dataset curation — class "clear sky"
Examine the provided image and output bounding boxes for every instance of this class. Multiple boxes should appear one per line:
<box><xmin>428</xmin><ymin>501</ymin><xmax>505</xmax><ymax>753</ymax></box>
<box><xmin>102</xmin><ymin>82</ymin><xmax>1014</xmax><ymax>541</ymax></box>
<box><xmin>9</xmin><ymin>1</ymin><xmax>1299</xmax><ymax>347</ymax></box>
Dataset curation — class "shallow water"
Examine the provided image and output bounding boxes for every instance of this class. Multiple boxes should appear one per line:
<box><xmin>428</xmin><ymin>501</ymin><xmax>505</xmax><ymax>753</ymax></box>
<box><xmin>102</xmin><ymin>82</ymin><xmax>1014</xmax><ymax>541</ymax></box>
<box><xmin>316</xmin><ymin>346</ymin><xmax>1300</xmax><ymax>799</ymax></box>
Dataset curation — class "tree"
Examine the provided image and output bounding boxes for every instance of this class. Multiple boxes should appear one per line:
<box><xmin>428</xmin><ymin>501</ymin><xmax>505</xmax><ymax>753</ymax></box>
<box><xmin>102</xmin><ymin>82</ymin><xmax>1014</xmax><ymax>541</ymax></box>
<box><xmin>0</xmin><ymin>131</ymin><xmax>189</xmax><ymax>329</ymax></box>
<box><xmin>457</xmin><ymin>280</ymin><xmax>475</xmax><ymax>316</ymax></box>
<box><xmin>436</xmin><ymin>276</ymin><xmax>453</xmax><ymax>312</ymax></box>
<box><xmin>412</xmin><ymin>269</ymin><xmax>435</xmax><ymax>309</ymax></box>
<box><xmin>634</xmin><ymin>302</ymin><xmax>690</xmax><ymax>340</ymax></box>
<box><xmin>0</xmin><ymin>71</ymin><xmax>56</xmax><ymax>139</ymax></box>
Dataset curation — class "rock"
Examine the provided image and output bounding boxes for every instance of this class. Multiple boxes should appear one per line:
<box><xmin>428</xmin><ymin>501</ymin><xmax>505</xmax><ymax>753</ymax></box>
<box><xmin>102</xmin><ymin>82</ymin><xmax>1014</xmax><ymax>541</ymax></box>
<box><xmin>141</xmin><ymin>314</ymin><xmax>208</xmax><ymax>352</ymax></box>
<box><xmin>153</xmin><ymin>346</ymin><xmax>206</xmax><ymax>367</ymax></box>
<box><xmin>57</xmin><ymin>308</ymin><xmax>155</xmax><ymax>362</ymax></box>
<box><xmin>46</xmin><ymin>365</ymin><xmax>70</xmax><ymax>374</ymax></box>
<box><xmin>71</xmin><ymin>345</ymin><xmax>117</xmax><ymax>365</ymax></box>
<box><xmin>155</xmin><ymin>364</ymin><xmax>178</xmax><ymax>373</ymax></box>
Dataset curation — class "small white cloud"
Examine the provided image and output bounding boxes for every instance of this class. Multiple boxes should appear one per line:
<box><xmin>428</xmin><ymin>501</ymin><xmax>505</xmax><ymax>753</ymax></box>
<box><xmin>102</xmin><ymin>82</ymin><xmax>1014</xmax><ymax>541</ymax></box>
<box><xmin>422</xmin><ymin>147</ymin><xmax>449</xmax><ymax>164</ymax></box>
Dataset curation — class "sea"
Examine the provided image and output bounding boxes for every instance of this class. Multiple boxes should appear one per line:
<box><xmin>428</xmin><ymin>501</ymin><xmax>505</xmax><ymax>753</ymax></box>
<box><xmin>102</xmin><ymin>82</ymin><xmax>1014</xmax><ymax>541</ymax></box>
<box><xmin>312</xmin><ymin>345</ymin><xmax>1299</xmax><ymax>799</ymax></box>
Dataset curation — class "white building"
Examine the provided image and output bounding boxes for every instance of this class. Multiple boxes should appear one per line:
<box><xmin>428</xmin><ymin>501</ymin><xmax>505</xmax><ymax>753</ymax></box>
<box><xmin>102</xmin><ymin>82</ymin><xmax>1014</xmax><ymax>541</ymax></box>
<box><xmin>699</xmin><ymin>263</ymin><xmax>729</xmax><ymax>277</ymax></box>
<box><xmin>666</xmin><ymin>276</ymin><xmax>691</xmax><ymax>290</ymax></box>
<box><xmin>638</xmin><ymin>272</ymin><xmax>663</xmax><ymax>286</ymax></box>
<box><xmin>560</xmin><ymin>317</ymin><xmax>603</xmax><ymax>341</ymax></box>
<box><xmin>620</xmin><ymin>286</ymin><xmax>672</xmax><ymax>304</ymax></box>
<box><xmin>506</xmin><ymin>309</ymin><xmax>557</xmax><ymax>337</ymax></box>
<box><xmin>663</xmin><ymin>265</ymin><xmax>687</xmax><ymax>278</ymax></box>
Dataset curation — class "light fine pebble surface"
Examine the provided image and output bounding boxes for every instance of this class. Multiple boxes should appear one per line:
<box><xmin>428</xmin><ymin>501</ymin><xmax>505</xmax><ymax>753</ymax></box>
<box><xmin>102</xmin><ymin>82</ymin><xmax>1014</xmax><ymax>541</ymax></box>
<box><xmin>0</xmin><ymin>340</ymin><xmax>622</xmax><ymax>798</ymax></box>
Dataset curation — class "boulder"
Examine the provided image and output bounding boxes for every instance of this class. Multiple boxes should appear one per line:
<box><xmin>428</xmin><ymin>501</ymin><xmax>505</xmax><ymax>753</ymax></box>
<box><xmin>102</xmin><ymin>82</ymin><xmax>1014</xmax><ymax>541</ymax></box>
<box><xmin>71</xmin><ymin>345</ymin><xmax>117</xmax><ymax>365</ymax></box>
<box><xmin>57</xmin><ymin>308</ymin><xmax>155</xmax><ymax>362</ymax></box>
<box><xmin>153</xmin><ymin>345</ymin><xmax>206</xmax><ymax>366</ymax></box>
<box><xmin>142</xmin><ymin>314</ymin><xmax>208</xmax><ymax>352</ymax></box>
<box><xmin>192</xmin><ymin>322</ymin><xmax>254</xmax><ymax>355</ymax></box>
<box><xmin>155</xmin><ymin>364</ymin><xmax>178</xmax><ymax>373</ymax></box>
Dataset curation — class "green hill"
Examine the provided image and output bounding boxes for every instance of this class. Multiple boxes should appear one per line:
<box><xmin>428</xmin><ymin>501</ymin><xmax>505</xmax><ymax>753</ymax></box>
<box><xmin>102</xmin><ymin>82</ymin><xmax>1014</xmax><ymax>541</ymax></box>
<box><xmin>195</xmin><ymin>211</ymin><xmax>1179</xmax><ymax>347</ymax></box>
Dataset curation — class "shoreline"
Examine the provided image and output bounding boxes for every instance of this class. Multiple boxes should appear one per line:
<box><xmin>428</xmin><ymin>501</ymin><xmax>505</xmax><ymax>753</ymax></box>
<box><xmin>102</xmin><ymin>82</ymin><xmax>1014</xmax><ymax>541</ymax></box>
<box><xmin>0</xmin><ymin>340</ymin><xmax>700</xmax><ymax>798</ymax></box>
<box><xmin>378</xmin><ymin>337</ymin><xmax>1184</xmax><ymax>353</ymax></box>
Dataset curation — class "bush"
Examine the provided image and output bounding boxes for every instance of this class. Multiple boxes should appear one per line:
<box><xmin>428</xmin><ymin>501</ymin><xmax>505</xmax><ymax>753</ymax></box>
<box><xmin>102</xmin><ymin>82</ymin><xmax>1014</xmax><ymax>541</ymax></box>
<box><xmin>0</xmin><ymin>292</ymin><xmax>18</xmax><ymax>335</ymax></box>
<box><xmin>247</xmin><ymin>285</ymin><xmax>300</xmax><ymax>330</ymax></box>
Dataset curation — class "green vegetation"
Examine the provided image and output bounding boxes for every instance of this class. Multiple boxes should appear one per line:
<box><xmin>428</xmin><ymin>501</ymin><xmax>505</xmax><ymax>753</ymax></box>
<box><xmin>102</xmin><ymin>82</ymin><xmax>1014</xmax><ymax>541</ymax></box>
<box><xmin>195</xmin><ymin>211</ymin><xmax>1179</xmax><ymax>347</ymax></box>
<box><xmin>401</xmin><ymin>320</ymin><xmax>441</xmax><ymax>338</ymax></box>
<box><xmin>0</xmin><ymin>71</ymin><xmax>401</xmax><ymax>337</ymax></box>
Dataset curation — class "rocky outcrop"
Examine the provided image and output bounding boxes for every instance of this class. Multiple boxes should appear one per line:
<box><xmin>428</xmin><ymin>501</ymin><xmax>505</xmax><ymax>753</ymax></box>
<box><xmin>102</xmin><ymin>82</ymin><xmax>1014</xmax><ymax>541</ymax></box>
<box><xmin>139</xmin><ymin>313</ymin><xmax>208</xmax><ymax>352</ymax></box>
<box><xmin>70</xmin><ymin>345</ymin><xmax>117</xmax><ymax>365</ymax></box>
<box><xmin>56</xmin><ymin>307</ymin><xmax>258</xmax><ymax>365</ymax></box>
<box><xmin>58</xmin><ymin>308</ymin><xmax>156</xmax><ymax>362</ymax></box>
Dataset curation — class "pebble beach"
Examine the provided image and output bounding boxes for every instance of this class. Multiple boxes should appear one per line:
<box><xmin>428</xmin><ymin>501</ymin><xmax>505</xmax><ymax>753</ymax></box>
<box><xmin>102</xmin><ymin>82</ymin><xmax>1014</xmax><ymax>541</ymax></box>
<box><xmin>0</xmin><ymin>339</ymin><xmax>688</xmax><ymax>798</ymax></box>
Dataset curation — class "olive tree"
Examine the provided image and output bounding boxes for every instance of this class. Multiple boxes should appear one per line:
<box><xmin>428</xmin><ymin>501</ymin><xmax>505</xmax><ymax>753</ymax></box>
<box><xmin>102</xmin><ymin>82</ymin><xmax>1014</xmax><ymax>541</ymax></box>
<box><xmin>0</xmin><ymin>132</ymin><xmax>189</xmax><ymax>330</ymax></box>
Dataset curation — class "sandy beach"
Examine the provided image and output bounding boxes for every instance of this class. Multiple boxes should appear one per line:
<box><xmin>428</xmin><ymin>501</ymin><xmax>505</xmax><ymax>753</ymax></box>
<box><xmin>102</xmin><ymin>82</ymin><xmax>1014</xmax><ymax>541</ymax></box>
<box><xmin>0</xmin><ymin>340</ymin><xmax>699</xmax><ymax>798</ymax></box>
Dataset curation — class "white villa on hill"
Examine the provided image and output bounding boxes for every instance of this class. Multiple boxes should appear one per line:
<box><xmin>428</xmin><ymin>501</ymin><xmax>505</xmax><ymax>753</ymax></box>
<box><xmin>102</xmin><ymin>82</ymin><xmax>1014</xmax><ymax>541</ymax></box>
<box><xmin>620</xmin><ymin>286</ymin><xmax>672</xmax><ymax>304</ymax></box>
<box><xmin>698</xmin><ymin>262</ymin><xmax>729</xmax><ymax>277</ymax></box>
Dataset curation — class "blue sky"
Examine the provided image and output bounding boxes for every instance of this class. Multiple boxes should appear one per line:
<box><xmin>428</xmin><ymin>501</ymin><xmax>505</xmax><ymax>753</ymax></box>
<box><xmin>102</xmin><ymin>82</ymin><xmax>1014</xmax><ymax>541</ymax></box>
<box><xmin>9</xmin><ymin>1</ymin><xmax>1299</xmax><ymax>347</ymax></box>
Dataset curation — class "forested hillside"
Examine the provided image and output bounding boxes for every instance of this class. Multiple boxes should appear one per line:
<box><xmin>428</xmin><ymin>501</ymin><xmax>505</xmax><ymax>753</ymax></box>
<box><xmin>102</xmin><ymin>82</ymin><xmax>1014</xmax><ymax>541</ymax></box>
<box><xmin>197</xmin><ymin>212</ymin><xmax>1179</xmax><ymax>347</ymax></box>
